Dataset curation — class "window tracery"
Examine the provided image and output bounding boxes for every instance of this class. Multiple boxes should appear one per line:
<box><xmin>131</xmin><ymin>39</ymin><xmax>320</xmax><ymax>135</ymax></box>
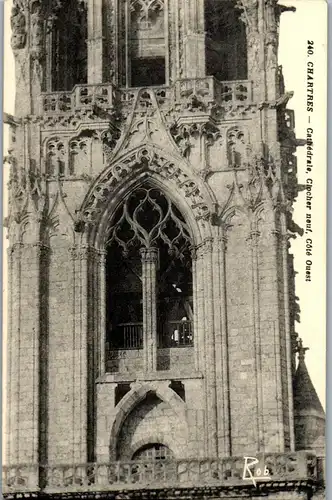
<box><xmin>227</xmin><ymin>127</ymin><xmax>246</xmax><ymax>168</ymax></box>
<box><xmin>106</xmin><ymin>187</ymin><xmax>191</xmax><ymax>258</ymax></box>
<box><xmin>119</xmin><ymin>0</ymin><xmax>166</xmax><ymax>87</ymax></box>
<box><xmin>46</xmin><ymin>138</ymin><xmax>66</xmax><ymax>177</ymax></box>
<box><xmin>106</xmin><ymin>185</ymin><xmax>194</xmax><ymax>355</ymax></box>
<box><xmin>69</xmin><ymin>138</ymin><xmax>89</xmax><ymax>176</ymax></box>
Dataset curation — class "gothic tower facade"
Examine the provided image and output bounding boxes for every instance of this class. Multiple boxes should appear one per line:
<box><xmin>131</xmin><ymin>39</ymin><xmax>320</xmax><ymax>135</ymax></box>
<box><xmin>3</xmin><ymin>0</ymin><xmax>325</xmax><ymax>498</ymax></box>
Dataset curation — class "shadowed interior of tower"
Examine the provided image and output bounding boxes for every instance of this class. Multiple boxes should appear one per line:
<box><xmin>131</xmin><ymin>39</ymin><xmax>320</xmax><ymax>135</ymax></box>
<box><xmin>106</xmin><ymin>186</ymin><xmax>193</xmax><ymax>354</ymax></box>
<box><xmin>205</xmin><ymin>0</ymin><xmax>247</xmax><ymax>81</ymax></box>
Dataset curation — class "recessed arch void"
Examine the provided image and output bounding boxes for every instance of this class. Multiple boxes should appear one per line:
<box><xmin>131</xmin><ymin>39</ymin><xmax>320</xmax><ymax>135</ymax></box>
<box><xmin>50</xmin><ymin>0</ymin><xmax>87</xmax><ymax>91</ymax></box>
<box><xmin>205</xmin><ymin>0</ymin><xmax>247</xmax><ymax>81</ymax></box>
<box><xmin>132</xmin><ymin>443</ymin><xmax>174</xmax><ymax>460</ymax></box>
<box><xmin>105</xmin><ymin>183</ymin><xmax>194</xmax><ymax>350</ymax></box>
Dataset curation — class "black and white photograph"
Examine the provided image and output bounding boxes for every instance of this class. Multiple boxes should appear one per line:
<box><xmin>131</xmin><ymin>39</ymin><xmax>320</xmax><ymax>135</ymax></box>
<box><xmin>1</xmin><ymin>0</ymin><xmax>327</xmax><ymax>498</ymax></box>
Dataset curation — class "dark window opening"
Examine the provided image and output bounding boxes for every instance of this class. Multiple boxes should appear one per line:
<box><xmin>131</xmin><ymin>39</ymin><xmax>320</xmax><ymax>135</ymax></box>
<box><xmin>205</xmin><ymin>0</ymin><xmax>247</xmax><ymax>81</ymax></box>
<box><xmin>106</xmin><ymin>245</ymin><xmax>143</xmax><ymax>350</ymax></box>
<box><xmin>131</xmin><ymin>57</ymin><xmax>166</xmax><ymax>87</ymax></box>
<box><xmin>157</xmin><ymin>241</ymin><xmax>193</xmax><ymax>348</ymax></box>
<box><xmin>169</xmin><ymin>381</ymin><xmax>185</xmax><ymax>401</ymax></box>
<box><xmin>132</xmin><ymin>443</ymin><xmax>174</xmax><ymax>461</ymax></box>
<box><xmin>115</xmin><ymin>383</ymin><xmax>131</xmax><ymax>406</ymax></box>
<box><xmin>51</xmin><ymin>0</ymin><xmax>87</xmax><ymax>91</ymax></box>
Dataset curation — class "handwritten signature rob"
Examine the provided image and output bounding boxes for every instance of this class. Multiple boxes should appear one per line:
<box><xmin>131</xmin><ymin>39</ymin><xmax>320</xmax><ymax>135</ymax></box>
<box><xmin>242</xmin><ymin>456</ymin><xmax>271</xmax><ymax>487</ymax></box>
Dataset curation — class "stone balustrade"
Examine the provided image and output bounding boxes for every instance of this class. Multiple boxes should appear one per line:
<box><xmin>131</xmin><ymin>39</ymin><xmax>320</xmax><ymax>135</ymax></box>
<box><xmin>2</xmin><ymin>452</ymin><xmax>324</xmax><ymax>495</ymax></box>
<box><xmin>175</xmin><ymin>77</ymin><xmax>252</xmax><ymax>107</ymax></box>
<box><xmin>42</xmin><ymin>84</ymin><xmax>118</xmax><ymax>114</ymax></box>
<box><xmin>40</xmin><ymin>78</ymin><xmax>253</xmax><ymax>117</ymax></box>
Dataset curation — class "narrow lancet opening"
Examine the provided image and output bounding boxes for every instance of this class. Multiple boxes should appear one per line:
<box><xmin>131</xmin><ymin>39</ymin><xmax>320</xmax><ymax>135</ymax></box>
<box><xmin>205</xmin><ymin>0</ymin><xmax>247</xmax><ymax>81</ymax></box>
<box><xmin>50</xmin><ymin>0</ymin><xmax>87</xmax><ymax>91</ymax></box>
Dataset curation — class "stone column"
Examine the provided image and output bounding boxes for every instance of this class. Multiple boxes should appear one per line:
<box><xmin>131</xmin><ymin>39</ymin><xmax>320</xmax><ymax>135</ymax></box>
<box><xmin>190</xmin><ymin>247</ymin><xmax>199</xmax><ymax>371</ymax></box>
<box><xmin>98</xmin><ymin>250</ymin><xmax>107</xmax><ymax>377</ymax></box>
<box><xmin>281</xmin><ymin>231</ymin><xmax>295</xmax><ymax>451</ymax></box>
<box><xmin>69</xmin><ymin>245</ymin><xmax>87</xmax><ymax>464</ymax></box>
<box><xmin>238</xmin><ymin>0</ymin><xmax>265</xmax><ymax>102</ymax></box>
<box><xmin>6</xmin><ymin>243</ymin><xmax>22</xmax><ymax>465</ymax></box>
<box><xmin>248</xmin><ymin>229</ymin><xmax>264</xmax><ymax>451</ymax></box>
<box><xmin>140</xmin><ymin>247</ymin><xmax>158</xmax><ymax>373</ymax></box>
<box><xmin>269</xmin><ymin>228</ymin><xmax>285</xmax><ymax>451</ymax></box>
<box><xmin>5</xmin><ymin>239</ymin><xmax>47</xmax><ymax>491</ymax></box>
<box><xmin>87</xmin><ymin>0</ymin><xmax>103</xmax><ymax>83</ymax></box>
<box><xmin>195</xmin><ymin>245</ymin><xmax>206</xmax><ymax>374</ymax></box>
<box><xmin>217</xmin><ymin>234</ymin><xmax>231</xmax><ymax>457</ymax></box>
<box><xmin>202</xmin><ymin>238</ymin><xmax>218</xmax><ymax>458</ymax></box>
<box><xmin>182</xmin><ymin>0</ymin><xmax>205</xmax><ymax>78</ymax></box>
<box><xmin>72</xmin><ymin>245</ymin><xmax>90</xmax><ymax>463</ymax></box>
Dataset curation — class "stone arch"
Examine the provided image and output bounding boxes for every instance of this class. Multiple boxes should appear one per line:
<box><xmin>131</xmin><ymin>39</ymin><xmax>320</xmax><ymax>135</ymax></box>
<box><xmin>77</xmin><ymin>145</ymin><xmax>217</xmax><ymax>248</ymax></box>
<box><xmin>222</xmin><ymin>205</ymin><xmax>250</xmax><ymax>230</ymax></box>
<box><xmin>44</xmin><ymin>136</ymin><xmax>67</xmax><ymax>177</ymax></box>
<box><xmin>109</xmin><ymin>383</ymin><xmax>187</xmax><ymax>460</ymax></box>
<box><xmin>226</xmin><ymin>126</ymin><xmax>248</xmax><ymax>168</ymax></box>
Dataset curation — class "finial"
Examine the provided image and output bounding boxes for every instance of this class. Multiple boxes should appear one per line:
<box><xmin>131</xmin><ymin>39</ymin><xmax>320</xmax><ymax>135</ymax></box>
<box><xmin>296</xmin><ymin>338</ymin><xmax>309</xmax><ymax>361</ymax></box>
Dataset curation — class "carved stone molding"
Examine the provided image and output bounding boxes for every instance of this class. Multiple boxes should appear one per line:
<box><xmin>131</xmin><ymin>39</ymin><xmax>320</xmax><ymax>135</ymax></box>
<box><xmin>11</xmin><ymin>1</ymin><xmax>27</xmax><ymax>51</ymax></box>
<box><xmin>6</xmin><ymin>154</ymin><xmax>46</xmax><ymax>228</ymax></box>
<box><xmin>79</xmin><ymin>147</ymin><xmax>215</xmax><ymax>225</ymax></box>
<box><xmin>226</xmin><ymin>127</ymin><xmax>247</xmax><ymax>168</ymax></box>
<box><xmin>169</xmin><ymin>121</ymin><xmax>221</xmax><ymax>159</ymax></box>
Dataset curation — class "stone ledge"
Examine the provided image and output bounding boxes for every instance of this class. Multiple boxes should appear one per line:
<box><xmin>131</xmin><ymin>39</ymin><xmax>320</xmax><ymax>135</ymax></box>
<box><xmin>2</xmin><ymin>482</ymin><xmax>325</xmax><ymax>500</ymax></box>
<box><xmin>96</xmin><ymin>371</ymin><xmax>204</xmax><ymax>384</ymax></box>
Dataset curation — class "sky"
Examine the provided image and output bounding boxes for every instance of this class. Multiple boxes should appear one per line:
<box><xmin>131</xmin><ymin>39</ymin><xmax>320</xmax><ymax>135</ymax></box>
<box><xmin>2</xmin><ymin>0</ymin><xmax>327</xmax><ymax>410</ymax></box>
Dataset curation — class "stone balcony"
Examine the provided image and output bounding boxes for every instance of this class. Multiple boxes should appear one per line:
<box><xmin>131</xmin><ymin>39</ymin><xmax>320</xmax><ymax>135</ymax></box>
<box><xmin>2</xmin><ymin>452</ymin><xmax>325</xmax><ymax>496</ymax></box>
<box><xmin>40</xmin><ymin>77</ymin><xmax>253</xmax><ymax>117</ymax></box>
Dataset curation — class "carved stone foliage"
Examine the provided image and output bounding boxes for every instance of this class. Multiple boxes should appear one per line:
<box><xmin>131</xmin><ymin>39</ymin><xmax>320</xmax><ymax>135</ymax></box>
<box><xmin>40</xmin><ymin>110</ymin><xmax>104</xmax><ymax>130</ymax></box>
<box><xmin>101</xmin><ymin>127</ymin><xmax>122</xmax><ymax>164</ymax></box>
<box><xmin>79</xmin><ymin>147</ymin><xmax>213</xmax><ymax>227</ymax></box>
<box><xmin>220</xmin><ymin>152</ymin><xmax>283</xmax><ymax>220</ymax></box>
<box><xmin>11</xmin><ymin>0</ymin><xmax>27</xmax><ymax>50</ymax></box>
<box><xmin>30</xmin><ymin>0</ymin><xmax>44</xmax><ymax>59</ymax></box>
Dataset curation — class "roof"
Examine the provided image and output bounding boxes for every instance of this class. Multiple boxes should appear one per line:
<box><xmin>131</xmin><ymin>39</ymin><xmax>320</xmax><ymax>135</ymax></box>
<box><xmin>293</xmin><ymin>342</ymin><xmax>325</xmax><ymax>417</ymax></box>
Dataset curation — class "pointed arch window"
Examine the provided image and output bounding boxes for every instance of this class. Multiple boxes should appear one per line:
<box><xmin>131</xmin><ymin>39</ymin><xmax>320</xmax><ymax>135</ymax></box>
<box><xmin>106</xmin><ymin>185</ymin><xmax>194</xmax><ymax>352</ymax></box>
<box><xmin>119</xmin><ymin>0</ymin><xmax>167</xmax><ymax>87</ymax></box>
<box><xmin>48</xmin><ymin>0</ymin><xmax>87</xmax><ymax>91</ymax></box>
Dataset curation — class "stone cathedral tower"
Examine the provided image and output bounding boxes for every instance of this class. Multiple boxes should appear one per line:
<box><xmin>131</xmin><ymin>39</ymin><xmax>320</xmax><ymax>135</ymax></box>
<box><xmin>3</xmin><ymin>0</ymin><xmax>325</xmax><ymax>499</ymax></box>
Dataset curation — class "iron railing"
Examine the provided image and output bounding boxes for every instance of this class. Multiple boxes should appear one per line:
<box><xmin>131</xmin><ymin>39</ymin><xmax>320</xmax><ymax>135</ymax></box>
<box><xmin>110</xmin><ymin>322</ymin><xmax>143</xmax><ymax>349</ymax></box>
<box><xmin>108</xmin><ymin>320</ymin><xmax>194</xmax><ymax>350</ymax></box>
<box><xmin>159</xmin><ymin>320</ymin><xmax>193</xmax><ymax>347</ymax></box>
